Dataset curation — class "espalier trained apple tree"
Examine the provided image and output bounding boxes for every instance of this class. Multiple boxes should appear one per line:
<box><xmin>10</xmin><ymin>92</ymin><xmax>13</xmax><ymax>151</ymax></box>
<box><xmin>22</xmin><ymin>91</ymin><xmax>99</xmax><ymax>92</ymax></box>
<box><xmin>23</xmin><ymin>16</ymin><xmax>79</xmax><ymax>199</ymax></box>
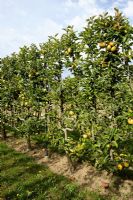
<box><xmin>78</xmin><ymin>8</ymin><xmax>133</xmax><ymax>170</ymax></box>
<box><xmin>16</xmin><ymin>44</ymin><xmax>48</xmax><ymax>149</ymax></box>
<box><xmin>0</xmin><ymin>9</ymin><xmax>133</xmax><ymax>172</ymax></box>
<box><xmin>1</xmin><ymin>53</ymin><xmax>21</xmax><ymax>139</ymax></box>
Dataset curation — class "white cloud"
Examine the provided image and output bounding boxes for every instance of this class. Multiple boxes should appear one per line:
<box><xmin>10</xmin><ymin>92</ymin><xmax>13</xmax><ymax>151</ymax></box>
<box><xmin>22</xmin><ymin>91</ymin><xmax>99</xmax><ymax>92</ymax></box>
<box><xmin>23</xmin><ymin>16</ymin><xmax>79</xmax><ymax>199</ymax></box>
<box><xmin>64</xmin><ymin>0</ymin><xmax>133</xmax><ymax>30</ymax></box>
<box><xmin>0</xmin><ymin>18</ymin><xmax>63</xmax><ymax>57</ymax></box>
<box><xmin>64</xmin><ymin>0</ymin><xmax>104</xmax><ymax>30</ymax></box>
<box><xmin>0</xmin><ymin>0</ymin><xmax>132</xmax><ymax>58</ymax></box>
<box><xmin>117</xmin><ymin>0</ymin><xmax>125</xmax><ymax>2</ymax></box>
<box><xmin>78</xmin><ymin>0</ymin><xmax>94</xmax><ymax>7</ymax></box>
<box><xmin>37</xmin><ymin>19</ymin><xmax>63</xmax><ymax>40</ymax></box>
<box><xmin>123</xmin><ymin>0</ymin><xmax>133</xmax><ymax>17</ymax></box>
<box><xmin>0</xmin><ymin>27</ymin><xmax>33</xmax><ymax>57</ymax></box>
<box><xmin>99</xmin><ymin>0</ymin><xmax>108</xmax><ymax>3</ymax></box>
<box><xmin>65</xmin><ymin>0</ymin><xmax>97</xmax><ymax>8</ymax></box>
<box><xmin>4</xmin><ymin>0</ymin><xmax>15</xmax><ymax>7</ymax></box>
<box><xmin>65</xmin><ymin>15</ymin><xmax>86</xmax><ymax>30</ymax></box>
<box><xmin>65</xmin><ymin>0</ymin><xmax>76</xmax><ymax>7</ymax></box>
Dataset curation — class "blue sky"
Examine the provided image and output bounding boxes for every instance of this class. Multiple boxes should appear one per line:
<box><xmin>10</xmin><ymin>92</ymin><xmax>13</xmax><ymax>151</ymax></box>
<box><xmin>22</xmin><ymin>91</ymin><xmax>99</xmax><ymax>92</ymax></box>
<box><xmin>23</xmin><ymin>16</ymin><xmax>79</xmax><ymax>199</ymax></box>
<box><xmin>0</xmin><ymin>0</ymin><xmax>133</xmax><ymax>58</ymax></box>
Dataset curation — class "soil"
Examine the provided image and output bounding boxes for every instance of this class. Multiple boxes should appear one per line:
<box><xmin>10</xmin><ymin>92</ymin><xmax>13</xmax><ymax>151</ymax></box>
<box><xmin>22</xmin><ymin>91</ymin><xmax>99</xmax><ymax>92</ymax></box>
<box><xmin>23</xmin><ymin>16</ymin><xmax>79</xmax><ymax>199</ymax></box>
<box><xmin>3</xmin><ymin>137</ymin><xmax>133</xmax><ymax>200</ymax></box>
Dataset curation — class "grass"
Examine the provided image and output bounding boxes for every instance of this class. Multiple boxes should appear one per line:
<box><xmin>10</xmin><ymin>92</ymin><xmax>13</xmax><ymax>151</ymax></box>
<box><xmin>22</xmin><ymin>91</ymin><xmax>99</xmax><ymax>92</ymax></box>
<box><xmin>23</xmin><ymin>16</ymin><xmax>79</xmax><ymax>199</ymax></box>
<box><xmin>0</xmin><ymin>142</ymin><xmax>107</xmax><ymax>200</ymax></box>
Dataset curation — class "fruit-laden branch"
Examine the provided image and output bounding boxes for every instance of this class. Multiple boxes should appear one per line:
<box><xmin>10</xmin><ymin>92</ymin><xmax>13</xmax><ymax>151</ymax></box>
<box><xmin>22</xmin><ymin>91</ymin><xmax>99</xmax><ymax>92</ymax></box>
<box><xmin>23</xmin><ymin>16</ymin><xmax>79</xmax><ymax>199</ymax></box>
<box><xmin>63</xmin><ymin>128</ymin><xmax>74</xmax><ymax>140</ymax></box>
<box><xmin>62</xmin><ymin>120</ymin><xmax>78</xmax><ymax>140</ymax></box>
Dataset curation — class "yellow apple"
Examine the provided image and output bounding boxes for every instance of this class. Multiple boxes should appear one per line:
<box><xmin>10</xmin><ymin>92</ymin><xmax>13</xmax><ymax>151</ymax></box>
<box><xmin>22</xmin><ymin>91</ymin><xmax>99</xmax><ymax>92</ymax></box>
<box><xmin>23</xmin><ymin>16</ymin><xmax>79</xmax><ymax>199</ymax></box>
<box><xmin>128</xmin><ymin>118</ymin><xmax>133</xmax><ymax>125</ymax></box>
<box><xmin>109</xmin><ymin>42</ymin><xmax>115</xmax><ymax>47</ymax></box>
<box><xmin>111</xmin><ymin>46</ymin><xmax>117</xmax><ymax>52</ymax></box>
<box><xmin>123</xmin><ymin>162</ymin><xmax>129</xmax><ymax>168</ymax></box>
<box><xmin>83</xmin><ymin>134</ymin><xmax>88</xmax><ymax>139</ymax></box>
<box><xmin>117</xmin><ymin>164</ymin><xmax>123</xmax><ymax>170</ymax></box>
<box><xmin>69</xmin><ymin>111</ymin><xmax>74</xmax><ymax>116</ymax></box>
<box><xmin>99</xmin><ymin>42</ymin><xmax>106</xmax><ymax>48</ymax></box>
<box><xmin>107</xmin><ymin>45</ymin><xmax>112</xmax><ymax>51</ymax></box>
<box><xmin>68</xmin><ymin>47</ymin><xmax>72</xmax><ymax>53</ymax></box>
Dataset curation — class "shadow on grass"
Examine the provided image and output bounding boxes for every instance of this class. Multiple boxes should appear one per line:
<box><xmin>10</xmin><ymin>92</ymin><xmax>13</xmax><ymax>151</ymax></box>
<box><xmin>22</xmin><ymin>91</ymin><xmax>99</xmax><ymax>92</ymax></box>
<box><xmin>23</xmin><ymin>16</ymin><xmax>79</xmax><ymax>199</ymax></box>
<box><xmin>0</xmin><ymin>142</ymin><xmax>108</xmax><ymax>200</ymax></box>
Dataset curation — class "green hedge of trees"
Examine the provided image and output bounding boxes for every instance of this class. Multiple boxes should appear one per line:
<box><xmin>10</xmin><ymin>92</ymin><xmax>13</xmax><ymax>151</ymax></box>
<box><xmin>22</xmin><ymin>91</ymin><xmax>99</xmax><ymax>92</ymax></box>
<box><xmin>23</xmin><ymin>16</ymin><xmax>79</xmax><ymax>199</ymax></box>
<box><xmin>1</xmin><ymin>8</ymin><xmax>133</xmax><ymax>172</ymax></box>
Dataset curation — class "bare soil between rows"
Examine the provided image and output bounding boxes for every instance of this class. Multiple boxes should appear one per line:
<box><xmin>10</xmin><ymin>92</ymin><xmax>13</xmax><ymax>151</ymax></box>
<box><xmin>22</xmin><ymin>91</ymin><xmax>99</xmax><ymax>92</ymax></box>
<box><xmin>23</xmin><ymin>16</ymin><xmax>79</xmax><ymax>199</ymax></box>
<box><xmin>2</xmin><ymin>137</ymin><xmax>133</xmax><ymax>200</ymax></box>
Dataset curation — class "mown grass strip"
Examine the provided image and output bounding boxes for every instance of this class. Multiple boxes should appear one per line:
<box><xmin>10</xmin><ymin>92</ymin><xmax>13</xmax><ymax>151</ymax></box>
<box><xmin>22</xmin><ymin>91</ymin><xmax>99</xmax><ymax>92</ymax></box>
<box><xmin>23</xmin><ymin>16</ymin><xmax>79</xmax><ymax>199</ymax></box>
<box><xmin>0</xmin><ymin>142</ymin><xmax>107</xmax><ymax>200</ymax></box>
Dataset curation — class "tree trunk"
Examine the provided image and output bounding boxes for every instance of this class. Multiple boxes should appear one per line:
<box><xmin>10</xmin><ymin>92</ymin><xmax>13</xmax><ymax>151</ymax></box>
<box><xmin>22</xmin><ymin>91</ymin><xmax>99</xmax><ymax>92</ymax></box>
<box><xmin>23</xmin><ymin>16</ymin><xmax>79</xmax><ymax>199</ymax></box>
<box><xmin>66</xmin><ymin>155</ymin><xmax>76</xmax><ymax>172</ymax></box>
<box><xmin>11</xmin><ymin>104</ymin><xmax>15</xmax><ymax>128</ymax></box>
<box><xmin>27</xmin><ymin>134</ymin><xmax>32</xmax><ymax>150</ymax></box>
<box><xmin>1</xmin><ymin>114</ymin><xmax>7</xmax><ymax>140</ymax></box>
<box><xmin>58</xmin><ymin>87</ymin><xmax>64</xmax><ymax>128</ymax></box>
<box><xmin>2</xmin><ymin>126</ymin><xmax>7</xmax><ymax>140</ymax></box>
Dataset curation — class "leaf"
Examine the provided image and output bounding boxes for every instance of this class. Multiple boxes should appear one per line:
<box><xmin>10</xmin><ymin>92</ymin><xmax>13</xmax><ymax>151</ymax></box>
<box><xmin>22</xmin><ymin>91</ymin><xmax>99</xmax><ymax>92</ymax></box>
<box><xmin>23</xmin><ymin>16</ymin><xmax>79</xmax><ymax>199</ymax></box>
<box><xmin>111</xmin><ymin>141</ymin><xmax>118</xmax><ymax>148</ymax></box>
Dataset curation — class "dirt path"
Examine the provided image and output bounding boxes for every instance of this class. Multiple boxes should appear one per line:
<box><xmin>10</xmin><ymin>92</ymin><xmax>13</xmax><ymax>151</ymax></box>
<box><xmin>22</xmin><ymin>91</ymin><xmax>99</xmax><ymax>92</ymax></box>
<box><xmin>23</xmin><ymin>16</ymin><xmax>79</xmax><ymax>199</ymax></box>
<box><xmin>3</xmin><ymin>137</ymin><xmax>133</xmax><ymax>200</ymax></box>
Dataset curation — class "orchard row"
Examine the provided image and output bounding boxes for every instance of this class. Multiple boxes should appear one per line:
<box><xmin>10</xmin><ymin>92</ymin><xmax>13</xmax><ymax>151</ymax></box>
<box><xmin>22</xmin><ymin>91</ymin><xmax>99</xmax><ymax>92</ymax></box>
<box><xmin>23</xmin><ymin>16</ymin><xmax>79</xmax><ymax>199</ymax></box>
<box><xmin>1</xmin><ymin>9</ymin><xmax>133</xmax><ymax>172</ymax></box>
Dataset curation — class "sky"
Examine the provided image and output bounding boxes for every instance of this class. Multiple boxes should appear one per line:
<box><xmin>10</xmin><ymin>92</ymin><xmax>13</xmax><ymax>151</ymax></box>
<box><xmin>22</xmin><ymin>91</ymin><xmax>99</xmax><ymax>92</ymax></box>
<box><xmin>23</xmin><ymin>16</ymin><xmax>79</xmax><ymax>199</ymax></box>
<box><xmin>0</xmin><ymin>0</ymin><xmax>133</xmax><ymax>58</ymax></box>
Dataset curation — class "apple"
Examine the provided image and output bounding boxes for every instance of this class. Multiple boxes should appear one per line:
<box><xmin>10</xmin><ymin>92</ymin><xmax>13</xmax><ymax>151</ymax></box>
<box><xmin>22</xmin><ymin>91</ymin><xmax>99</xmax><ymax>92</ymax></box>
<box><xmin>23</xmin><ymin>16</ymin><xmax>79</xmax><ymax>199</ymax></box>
<box><xmin>99</xmin><ymin>42</ymin><xmax>106</xmax><ymax>48</ymax></box>
<box><xmin>109</xmin><ymin>42</ymin><xmax>115</xmax><ymax>47</ymax></box>
<box><xmin>67</xmin><ymin>47</ymin><xmax>72</xmax><ymax>54</ymax></box>
<box><xmin>107</xmin><ymin>45</ymin><xmax>112</xmax><ymax>51</ymax></box>
<box><xmin>106</xmin><ymin>144</ymin><xmax>111</xmax><ymax>148</ymax></box>
<box><xmin>123</xmin><ymin>162</ymin><xmax>129</xmax><ymax>168</ymax></box>
<box><xmin>69</xmin><ymin>111</ymin><xmax>74</xmax><ymax>116</ymax></box>
<box><xmin>111</xmin><ymin>46</ymin><xmax>117</xmax><ymax>52</ymax></box>
<box><xmin>83</xmin><ymin>134</ymin><xmax>88</xmax><ymax>139</ymax></box>
<box><xmin>117</xmin><ymin>164</ymin><xmax>123</xmax><ymax>170</ymax></box>
<box><xmin>128</xmin><ymin>118</ymin><xmax>133</xmax><ymax>125</ymax></box>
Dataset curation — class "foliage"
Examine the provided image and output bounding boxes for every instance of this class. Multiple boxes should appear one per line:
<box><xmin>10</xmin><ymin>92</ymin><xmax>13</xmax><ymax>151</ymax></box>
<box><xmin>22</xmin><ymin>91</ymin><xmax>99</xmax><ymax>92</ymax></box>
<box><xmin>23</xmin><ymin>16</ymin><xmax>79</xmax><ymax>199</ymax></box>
<box><xmin>0</xmin><ymin>8</ymin><xmax>133</xmax><ymax>172</ymax></box>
